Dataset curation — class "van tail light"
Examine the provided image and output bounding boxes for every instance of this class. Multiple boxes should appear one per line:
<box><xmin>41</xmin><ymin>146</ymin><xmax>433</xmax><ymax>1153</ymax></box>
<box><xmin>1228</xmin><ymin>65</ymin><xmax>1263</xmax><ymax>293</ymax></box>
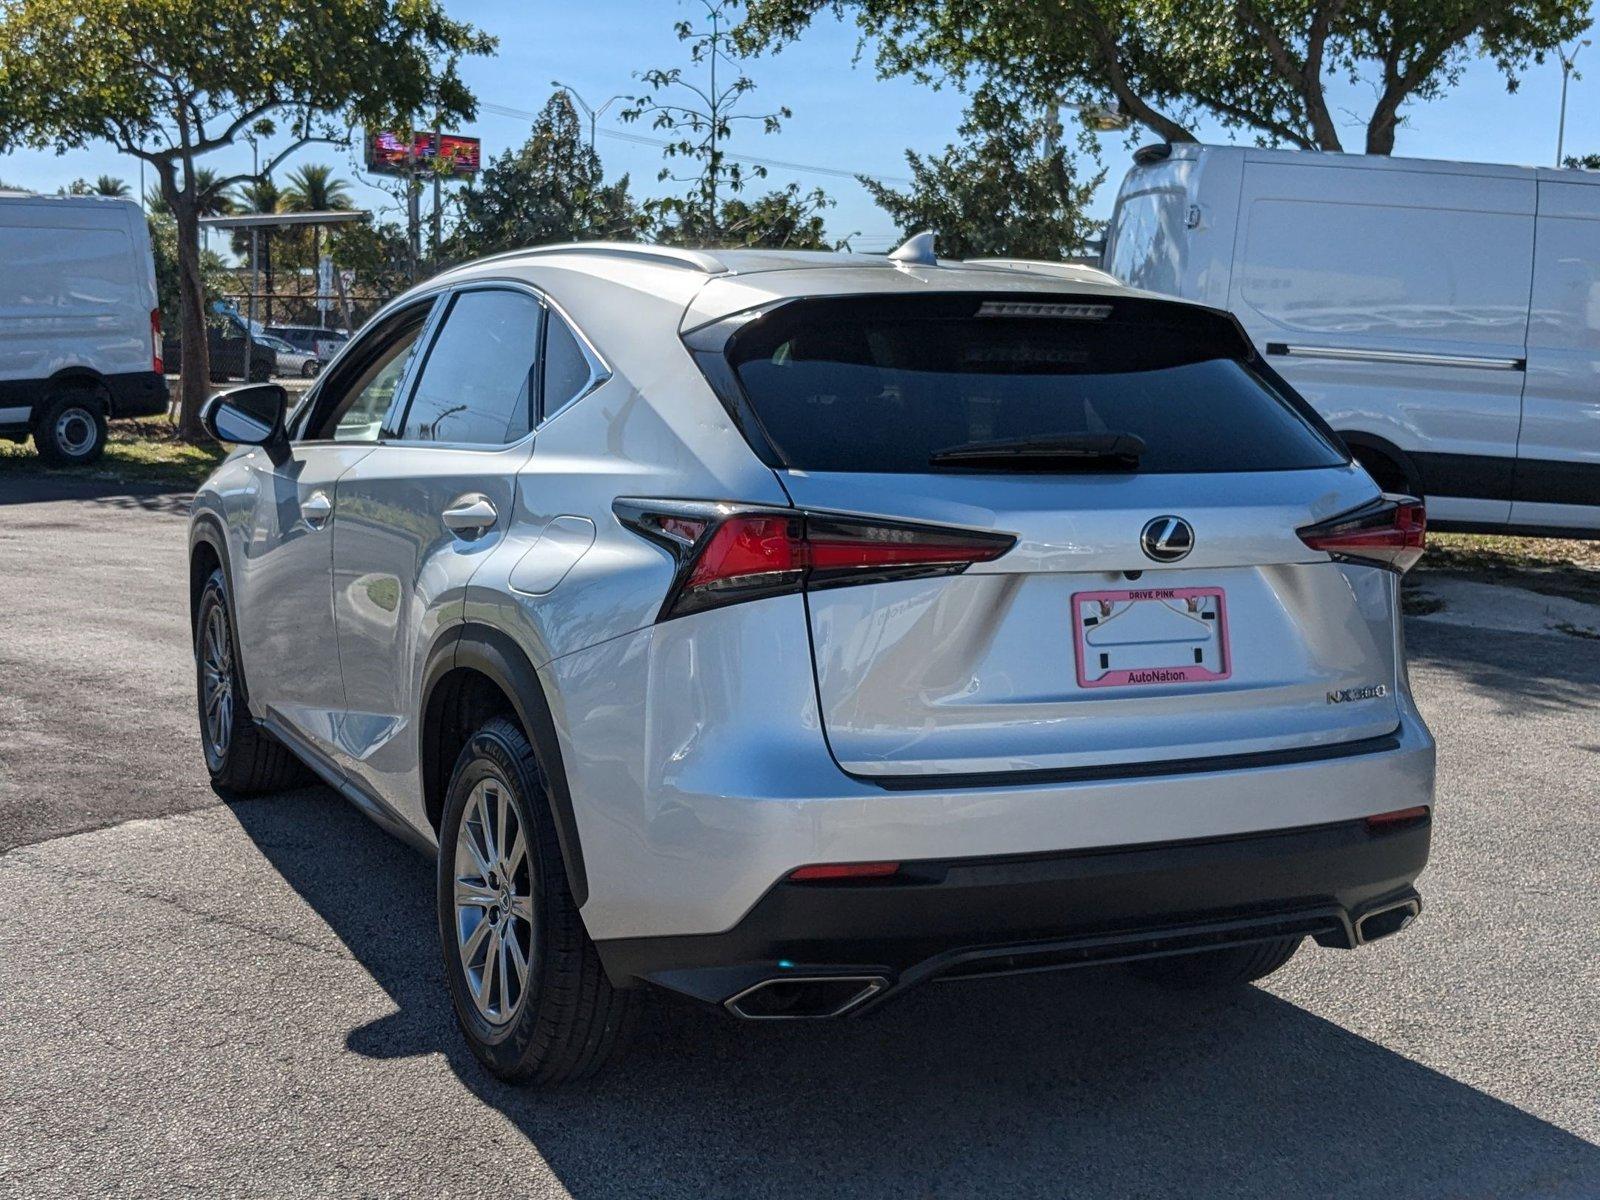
<box><xmin>615</xmin><ymin>500</ymin><xmax>1015</xmax><ymax>620</ymax></box>
<box><xmin>151</xmin><ymin>308</ymin><xmax>164</xmax><ymax>374</ymax></box>
<box><xmin>1297</xmin><ymin>494</ymin><xmax>1425</xmax><ymax>574</ymax></box>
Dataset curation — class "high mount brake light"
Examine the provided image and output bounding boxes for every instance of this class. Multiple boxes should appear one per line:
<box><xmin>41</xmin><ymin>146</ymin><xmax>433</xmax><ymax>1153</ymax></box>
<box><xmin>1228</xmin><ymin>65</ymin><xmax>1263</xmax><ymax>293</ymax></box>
<box><xmin>1298</xmin><ymin>495</ymin><xmax>1426</xmax><ymax>574</ymax></box>
<box><xmin>615</xmin><ymin>501</ymin><xmax>1015</xmax><ymax>620</ymax></box>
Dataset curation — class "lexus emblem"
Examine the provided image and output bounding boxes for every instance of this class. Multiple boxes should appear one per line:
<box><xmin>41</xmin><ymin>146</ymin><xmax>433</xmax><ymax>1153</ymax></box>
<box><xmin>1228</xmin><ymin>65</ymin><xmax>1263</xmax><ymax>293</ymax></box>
<box><xmin>1140</xmin><ymin>516</ymin><xmax>1194</xmax><ymax>563</ymax></box>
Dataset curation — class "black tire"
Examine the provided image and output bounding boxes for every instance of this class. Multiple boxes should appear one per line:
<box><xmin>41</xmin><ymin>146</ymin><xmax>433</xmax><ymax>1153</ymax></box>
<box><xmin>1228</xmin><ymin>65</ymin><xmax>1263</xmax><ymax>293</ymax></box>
<box><xmin>437</xmin><ymin>715</ymin><xmax>639</xmax><ymax>1085</ymax></box>
<box><xmin>33</xmin><ymin>388</ymin><xmax>108</xmax><ymax>466</ymax></box>
<box><xmin>1126</xmin><ymin>936</ymin><xmax>1303</xmax><ymax>990</ymax></box>
<box><xmin>301</xmin><ymin>360</ymin><xmax>320</xmax><ymax>379</ymax></box>
<box><xmin>194</xmin><ymin>567</ymin><xmax>309</xmax><ymax>794</ymax></box>
<box><xmin>1350</xmin><ymin>446</ymin><xmax>1413</xmax><ymax>497</ymax></box>
<box><xmin>249</xmin><ymin>362</ymin><xmax>273</xmax><ymax>383</ymax></box>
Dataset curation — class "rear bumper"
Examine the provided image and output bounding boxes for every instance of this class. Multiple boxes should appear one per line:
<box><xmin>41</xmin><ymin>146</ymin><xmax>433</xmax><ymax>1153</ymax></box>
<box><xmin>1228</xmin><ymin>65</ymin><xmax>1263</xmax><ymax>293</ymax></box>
<box><xmin>595</xmin><ymin>816</ymin><xmax>1431</xmax><ymax>1012</ymax></box>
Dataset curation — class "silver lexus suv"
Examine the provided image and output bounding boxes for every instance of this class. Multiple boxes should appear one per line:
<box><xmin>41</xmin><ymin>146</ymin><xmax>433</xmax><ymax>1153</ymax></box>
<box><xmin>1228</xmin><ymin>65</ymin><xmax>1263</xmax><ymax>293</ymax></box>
<box><xmin>188</xmin><ymin>241</ymin><xmax>1435</xmax><ymax>1084</ymax></box>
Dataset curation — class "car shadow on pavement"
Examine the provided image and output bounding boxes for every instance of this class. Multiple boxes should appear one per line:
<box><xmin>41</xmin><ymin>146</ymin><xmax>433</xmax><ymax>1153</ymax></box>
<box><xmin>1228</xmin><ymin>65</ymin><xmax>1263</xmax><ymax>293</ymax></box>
<box><xmin>1407</xmin><ymin>618</ymin><xmax>1600</xmax><ymax>719</ymax></box>
<box><xmin>0</xmin><ymin>470</ymin><xmax>192</xmax><ymax>512</ymax></box>
<box><xmin>229</xmin><ymin>792</ymin><xmax>1600</xmax><ymax>1199</ymax></box>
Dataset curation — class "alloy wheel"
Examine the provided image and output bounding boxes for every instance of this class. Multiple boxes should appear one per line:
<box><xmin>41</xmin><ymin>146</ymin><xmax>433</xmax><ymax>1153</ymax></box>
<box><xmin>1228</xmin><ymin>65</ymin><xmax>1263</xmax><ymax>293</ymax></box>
<box><xmin>453</xmin><ymin>777</ymin><xmax>535</xmax><ymax>1025</ymax></box>
<box><xmin>200</xmin><ymin>603</ymin><xmax>234</xmax><ymax>758</ymax></box>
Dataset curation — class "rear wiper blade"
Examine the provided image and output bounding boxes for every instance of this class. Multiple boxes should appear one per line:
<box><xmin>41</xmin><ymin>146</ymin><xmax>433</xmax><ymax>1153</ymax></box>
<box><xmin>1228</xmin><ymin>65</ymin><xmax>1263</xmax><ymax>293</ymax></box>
<box><xmin>928</xmin><ymin>432</ymin><xmax>1146</xmax><ymax>468</ymax></box>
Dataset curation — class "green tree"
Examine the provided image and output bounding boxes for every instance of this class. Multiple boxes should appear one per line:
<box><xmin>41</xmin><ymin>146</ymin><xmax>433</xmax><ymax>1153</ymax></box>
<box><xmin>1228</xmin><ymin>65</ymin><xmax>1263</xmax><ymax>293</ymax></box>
<box><xmin>624</xmin><ymin>0</ymin><xmax>792</xmax><ymax>242</ymax></box>
<box><xmin>861</xmin><ymin>95</ymin><xmax>1101</xmax><ymax>259</ymax></box>
<box><xmin>1564</xmin><ymin>153</ymin><xmax>1600</xmax><ymax>169</ymax></box>
<box><xmin>655</xmin><ymin>183</ymin><xmax>837</xmax><ymax>248</ymax></box>
<box><xmin>231</xmin><ymin>177</ymin><xmax>283</xmax><ymax>323</ymax></box>
<box><xmin>450</xmin><ymin>91</ymin><xmax>641</xmax><ymax>257</ymax></box>
<box><xmin>0</xmin><ymin>0</ymin><xmax>492</xmax><ymax>437</ymax></box>
<box><xmin>146</xmin><ymin>168</ymin><xmax>236</xmax><ymax>218</ymax></box>
<box><xmin>740</xmin><ymin>0</ymin><xmax>1592</xmax><ymax>155</ymax></box>
<box><xmin>281</xmin><ymin>164</ymin><xmax>356</xmax><ymax>329</ymax></box>
<box><xmin>63</xmin><ymin>174</ymin><xmax>133</xmax><ymax>197</ymax></box>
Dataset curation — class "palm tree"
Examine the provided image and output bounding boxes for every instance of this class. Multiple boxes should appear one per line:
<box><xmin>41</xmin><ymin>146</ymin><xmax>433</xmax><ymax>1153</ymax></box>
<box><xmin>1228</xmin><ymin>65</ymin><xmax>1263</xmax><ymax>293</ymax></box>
<box><xmin>282</xmin><ymin>164</ymin><xmax>354</xmax><ymax>327</ymax></box>
<box><xmin>232</xmin><ymin>177</ymin><xmax>283</xmax><ymax>324</ymax></box>
<box><xmin>146</xmin><ymin>167</ymin><xmax>234</xmax><ymax>218</ymax></box>
<box><xmin>93</xmin><ymin>175</ymin><xmax>130</xmax><ymax>198</ymax></box>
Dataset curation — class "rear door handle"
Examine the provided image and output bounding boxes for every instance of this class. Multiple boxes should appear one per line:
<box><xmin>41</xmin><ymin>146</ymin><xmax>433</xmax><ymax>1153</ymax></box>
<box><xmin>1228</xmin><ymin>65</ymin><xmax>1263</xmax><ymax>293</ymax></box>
<box><xmin>442</xmin><ymin>495</ymin><xmax>498</xmax><ymax>538</ymax></box>
<box><xmin>300</xmin><ymin>490</ymin><xmax>333</xmax><ymax>529</ymax></box>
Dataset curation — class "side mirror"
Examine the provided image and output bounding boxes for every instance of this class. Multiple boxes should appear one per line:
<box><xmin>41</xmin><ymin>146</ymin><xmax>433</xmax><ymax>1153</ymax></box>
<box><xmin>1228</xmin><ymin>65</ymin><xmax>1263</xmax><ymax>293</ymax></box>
<box><xmin>201</xmin><ymin>383</ymin><xmax>287</xmax><ymax>446</ymax></box>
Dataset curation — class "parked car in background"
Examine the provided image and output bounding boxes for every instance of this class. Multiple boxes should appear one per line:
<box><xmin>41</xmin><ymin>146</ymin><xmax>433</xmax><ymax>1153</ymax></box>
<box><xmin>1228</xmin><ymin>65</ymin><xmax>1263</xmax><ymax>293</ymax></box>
<box><xmin>190</xmin><ymin>241</ymin><xmax>1435</xmax><ymax>1085</ymax></box>
<box><xmin>264</xmin><ymin>323</ymin><xmax>348</xmax><ymax>360</ymax></box>
<box><xmin>0</xmin><ymin>191</ymin><xmax>166</xmax><ymax>464</ymax></box>
<box><xmin>257</xmin><ymin>333</ymin><xmax>321</xmax><ymax>378</ymax></box>
<box><xmin>165</xmin><ymin>323</ymin><xmax>277</xmax><ymax>383</ymax></box>
<box><xmin>1103</xmin><ymin>144</ymin><xmax>1600</xmax><ymax>537</ymax></box>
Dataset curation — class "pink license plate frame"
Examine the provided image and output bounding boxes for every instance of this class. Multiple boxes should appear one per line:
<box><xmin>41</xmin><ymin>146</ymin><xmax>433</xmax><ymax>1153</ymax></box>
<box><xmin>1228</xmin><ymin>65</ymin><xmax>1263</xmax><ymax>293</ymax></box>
<box><xmin>1071</xmin><ymin>585</ymin><xmax>1232</xmax><ymax>689</ymax></box>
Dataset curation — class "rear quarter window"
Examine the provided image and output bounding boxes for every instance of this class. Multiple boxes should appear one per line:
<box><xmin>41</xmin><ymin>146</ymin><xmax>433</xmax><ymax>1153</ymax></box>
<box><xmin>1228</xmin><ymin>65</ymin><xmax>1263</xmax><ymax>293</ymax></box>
<box><xmin>717</xmin><ymin>294</ymin><xmax>1346</xmax><ymax>475</ymax></box>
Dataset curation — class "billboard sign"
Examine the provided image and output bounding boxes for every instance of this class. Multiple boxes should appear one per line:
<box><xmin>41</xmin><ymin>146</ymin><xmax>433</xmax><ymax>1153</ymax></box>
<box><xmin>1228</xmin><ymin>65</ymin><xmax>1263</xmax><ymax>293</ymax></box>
<box><xmin>365</xmin><ymin>131</ymin><xmax>481</xmax><ymax>177</ymax></box>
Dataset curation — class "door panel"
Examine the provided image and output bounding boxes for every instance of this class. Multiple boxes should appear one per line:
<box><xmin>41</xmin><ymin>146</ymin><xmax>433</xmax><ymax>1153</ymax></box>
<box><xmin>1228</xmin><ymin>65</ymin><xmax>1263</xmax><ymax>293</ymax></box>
<box><xmin>1230</xmin><ymin>161</ymin><xmax>1535</xmax><ymax>520</ymax></box>
<box><xmin>231</xmin><ymin>443</ymin><xmax>374</xmax><ymax>760</ymax></box>
<box><xmin>330</xmin><ymin>285</ymin><xmax>546</xmax><ymax>829</ymax></box>
<box><xmin>1515</xmin><ymin>180</ymin><xmax>1600</xmax><ymax>531</ymax></box>
<box><xmin>330</xmin><ymin>446</ymin><xmax>524</xmax><ymax>825</ymax></box>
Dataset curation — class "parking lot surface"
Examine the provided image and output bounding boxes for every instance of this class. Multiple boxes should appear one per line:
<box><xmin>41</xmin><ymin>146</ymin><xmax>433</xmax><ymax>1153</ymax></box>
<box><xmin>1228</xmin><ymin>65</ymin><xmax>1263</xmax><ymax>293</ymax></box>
<box><xmin>1</xmin><ymin>474</ymin><xmax>1597</xmax><ymax>1198</ymax></box>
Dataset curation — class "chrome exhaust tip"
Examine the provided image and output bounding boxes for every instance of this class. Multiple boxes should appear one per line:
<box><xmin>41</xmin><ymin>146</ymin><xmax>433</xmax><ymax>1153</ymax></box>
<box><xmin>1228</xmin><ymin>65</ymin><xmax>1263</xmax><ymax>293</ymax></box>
<box><xmin>724</xmin><ymin>975</ymin><xmax>888</xmax><ymax>1020</ymax></box>
<box><xmin>1355</xmin><ymin>896</ymin><xmax>1421</xmax><ymax>944</ymax></box>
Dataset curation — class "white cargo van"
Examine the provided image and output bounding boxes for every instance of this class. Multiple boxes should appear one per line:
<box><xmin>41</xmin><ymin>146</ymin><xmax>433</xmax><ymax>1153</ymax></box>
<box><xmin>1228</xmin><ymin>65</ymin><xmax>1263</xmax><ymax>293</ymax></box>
<box><xmin>0</xmin><ymin>192</ymin><xmax>167</xmax><ymax>465</ymax></box>
<box><xmin>1103</xmin><ymin>145</ymin><xmax>1600</xmax><ymax>536</ymax></box>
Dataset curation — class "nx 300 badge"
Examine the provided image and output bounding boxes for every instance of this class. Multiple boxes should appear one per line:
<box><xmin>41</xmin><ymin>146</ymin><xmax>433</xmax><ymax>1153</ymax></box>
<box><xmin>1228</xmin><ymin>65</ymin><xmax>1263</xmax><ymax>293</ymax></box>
<box><xmin>1327</xmin><ymin>683</ymin><xmax>1389</xmax><ymax>704</ymax></box>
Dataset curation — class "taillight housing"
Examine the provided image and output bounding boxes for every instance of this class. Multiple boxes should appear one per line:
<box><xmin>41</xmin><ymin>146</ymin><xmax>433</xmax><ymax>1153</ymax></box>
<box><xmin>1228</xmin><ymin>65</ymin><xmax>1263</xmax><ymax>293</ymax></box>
<box><xmin>151</xmin><ymin>308</ymin><xmax>164</xmax><ymax>375</ymax></box>
<box><xmin>1297</xmin><ymin>494</ymin><xmax>1425</xmax><ymax>573</ymax></box>
<box><xmin>615</xmin><ymin>500</ymin><xmax>1015</xmax><ymax>620</ymax></box>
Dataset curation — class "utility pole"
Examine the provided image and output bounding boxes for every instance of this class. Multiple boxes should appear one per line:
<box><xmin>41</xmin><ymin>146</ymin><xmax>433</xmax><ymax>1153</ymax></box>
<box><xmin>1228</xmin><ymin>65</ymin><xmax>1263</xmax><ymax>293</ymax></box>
<box><xmin>1557</xmin><ymin>40</ymin><xmax>1590</xmax><ymax>167</ymax></box>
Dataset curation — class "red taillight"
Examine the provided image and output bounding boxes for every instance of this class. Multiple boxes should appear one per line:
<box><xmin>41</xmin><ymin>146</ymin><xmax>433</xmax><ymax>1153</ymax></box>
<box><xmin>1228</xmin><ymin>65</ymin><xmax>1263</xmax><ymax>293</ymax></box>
<box><xmin>151</xmin><ymin>308</ymin><xmax>164</xmax><ymax>374</ymax></box>
<box><xmin>1365</xmin><ymin>805</ymin><xmax>1429</xmax><ymax>832</ymax></box>
<box><xmin>1298</xmin><ymin>495</ymin><xmax>1425</xmax><ymax>573</ymax></box>
<box><xmin>788</xmin><ymin>861</ymin><xmax>900</xmax><ymax>882</ymax></box>
<box><xmin>617</xmin><ymin>502</ymin><xmax>1015</xmax><ymax>619</ymax></box>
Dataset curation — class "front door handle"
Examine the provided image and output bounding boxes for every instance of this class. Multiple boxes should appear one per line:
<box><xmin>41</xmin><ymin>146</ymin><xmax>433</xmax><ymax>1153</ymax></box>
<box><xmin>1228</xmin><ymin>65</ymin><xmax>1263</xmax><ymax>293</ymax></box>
<box><xmin>442</xmin><ymin>495</ymin><xmax>498</xmax><ymax>538</ymax></box>
<box><xmin>300</xmin><ymin>490</ymin><xmax>333</xmax><ymax>529</ymax></box>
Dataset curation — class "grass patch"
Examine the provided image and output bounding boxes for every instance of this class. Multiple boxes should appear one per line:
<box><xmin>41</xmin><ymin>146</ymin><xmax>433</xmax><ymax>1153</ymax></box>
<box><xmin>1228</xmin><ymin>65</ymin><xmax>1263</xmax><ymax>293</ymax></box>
<box><xmin>1416</xmin><ymin>532</ymin><xmax>1600</xmax><ymax>606</ymax></box>
<box><xmin>0</xmin><ymin>417</ymin><xmax>226</xmax><ymax>489</ymax></box>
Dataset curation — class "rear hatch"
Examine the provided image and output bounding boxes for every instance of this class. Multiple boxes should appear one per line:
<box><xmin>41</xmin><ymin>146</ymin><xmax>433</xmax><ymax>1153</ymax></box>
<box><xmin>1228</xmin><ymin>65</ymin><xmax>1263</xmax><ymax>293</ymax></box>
<box><xmin>706</xmin><ymin>292</ymin><xmax>1404</xmax><ymax>780</ymax></box>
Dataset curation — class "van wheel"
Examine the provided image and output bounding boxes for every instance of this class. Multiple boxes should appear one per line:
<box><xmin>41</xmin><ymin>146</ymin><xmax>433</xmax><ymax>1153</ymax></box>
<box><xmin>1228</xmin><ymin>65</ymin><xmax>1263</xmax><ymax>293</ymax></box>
<box><xmin>1126</xmin><ymin>936</ymin><xmax>1302</xmax><ymax>989</ymax></box>
<box><xmin>194</xmin><ymin>568</ymin><xmax>309</xmax><ymax>794</ymax></box>
<box><xmin>1350</xmin><ymin>447</ymin><xmax>1413</xmax><ymax>497</ymax></box>
<box><xmin>34</xmin><ymin>388</ymin><xmax>108</xmax><ymax>466</ymax></box>
<box><xmin>437</xmin><ymin>716</ymin><xmax>640</xmax><ymax>1085</ymax></box>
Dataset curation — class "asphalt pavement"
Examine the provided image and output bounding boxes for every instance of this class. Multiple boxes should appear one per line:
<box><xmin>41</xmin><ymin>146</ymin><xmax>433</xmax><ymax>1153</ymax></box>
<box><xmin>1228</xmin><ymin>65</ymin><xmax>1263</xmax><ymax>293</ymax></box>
<box><xmin>1</xmin><ymin>472</ymin><xmax>1597</xmax><ymax>1198</ymax></box>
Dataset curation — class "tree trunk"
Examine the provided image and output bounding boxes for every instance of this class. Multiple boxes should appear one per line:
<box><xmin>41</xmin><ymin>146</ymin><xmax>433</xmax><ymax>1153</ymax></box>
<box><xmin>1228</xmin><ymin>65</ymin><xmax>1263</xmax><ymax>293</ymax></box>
<box><xmin>170</xmin><ymin>196</ymin><xmax>212</xmax><ymax>440</ymax></box>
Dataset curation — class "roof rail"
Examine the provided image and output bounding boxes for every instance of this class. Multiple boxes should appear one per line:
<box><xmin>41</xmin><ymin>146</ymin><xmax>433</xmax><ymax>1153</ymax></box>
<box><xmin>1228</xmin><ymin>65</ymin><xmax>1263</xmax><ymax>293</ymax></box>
<box><xmin>465</xmin><ymin>242</ymin><xmax>729</xmax><ymax>274</ymax></box>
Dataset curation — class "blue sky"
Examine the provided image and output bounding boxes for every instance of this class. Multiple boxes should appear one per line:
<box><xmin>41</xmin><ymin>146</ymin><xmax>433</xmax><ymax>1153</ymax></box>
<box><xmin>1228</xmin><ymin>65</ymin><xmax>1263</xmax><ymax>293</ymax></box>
<box><xmin>2</xmin><ymin>0</ymin><xmax>1595</xmax><ymax>252</ymax></box>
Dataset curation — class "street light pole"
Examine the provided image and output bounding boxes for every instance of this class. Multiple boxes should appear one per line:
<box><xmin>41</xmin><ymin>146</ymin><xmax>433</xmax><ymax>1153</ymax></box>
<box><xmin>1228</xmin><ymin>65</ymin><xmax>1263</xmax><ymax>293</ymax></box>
<box><xmin>550</xmin><ymin>80</ymin><xmax>627</xmax><ymax>153</ymax></box>
<box><xmin>1557</xmin><ymin>39</ymin><xmax>1590</xmax><ymax>167</ymax></box>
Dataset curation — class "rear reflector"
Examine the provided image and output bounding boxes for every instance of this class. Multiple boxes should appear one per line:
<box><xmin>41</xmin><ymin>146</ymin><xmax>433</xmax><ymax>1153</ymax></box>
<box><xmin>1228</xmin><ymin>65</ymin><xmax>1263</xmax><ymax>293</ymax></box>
<box><xmin>788</xmin><ymin>861</ymin><xmax>900</xmax><ymax>882</ymax></box>
<box><xmin>1365</xmin><ymin>805</ymin><xmax>1429</xmax><ymax>832</ymax></box>
<box><xmin>1298</xmin><ymin>494</ymin><xmax>1425</xmax><ymax>573</ymax></box>
<box><xmin>616</xmin><ymin>501</ymin><xmax>1015</xmax><ymax>619</ymax></box>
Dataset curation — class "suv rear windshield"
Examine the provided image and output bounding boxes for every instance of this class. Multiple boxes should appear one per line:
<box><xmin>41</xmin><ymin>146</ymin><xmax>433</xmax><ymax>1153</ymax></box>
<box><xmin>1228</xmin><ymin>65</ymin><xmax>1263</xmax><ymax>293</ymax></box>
<box><xmin>718</xmin><ymin>294</ymin><xmax>1345</xmax><ymax>474</ymax></box>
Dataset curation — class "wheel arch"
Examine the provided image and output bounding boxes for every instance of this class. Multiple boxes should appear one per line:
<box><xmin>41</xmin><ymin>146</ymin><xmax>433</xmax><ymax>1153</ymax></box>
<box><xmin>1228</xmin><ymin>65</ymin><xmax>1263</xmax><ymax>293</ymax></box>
<box><xmin>34</xmin><ymin>367</ymin><xmax>111</xmax><ymax>421</ymax></box>
<box><xmin>187</xmin><ymin>514</ymin><xmax>256</xmax><ymax>715</ymax></box>
<box><xmin>420</xmin><ymin>624</ymin><xmax>589</xmax><ymax>907</ymax></box>
<box><xmin>1337</xmin><ymin>431</ymin><xmax>1422</xmax><ymax>497</ymax></box>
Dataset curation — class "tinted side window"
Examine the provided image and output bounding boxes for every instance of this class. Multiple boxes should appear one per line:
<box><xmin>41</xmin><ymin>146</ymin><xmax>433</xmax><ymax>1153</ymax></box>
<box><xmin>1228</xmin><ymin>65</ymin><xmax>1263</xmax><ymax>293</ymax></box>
<box><xmin>541</xmin><ymin>311</ymin><xmax>593</xmax><ymax>419</ymax></box>
<box><xmin>401</xmin><ymin>289</ymin><xmax>543</xmax><ymax>445</ymax></box>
